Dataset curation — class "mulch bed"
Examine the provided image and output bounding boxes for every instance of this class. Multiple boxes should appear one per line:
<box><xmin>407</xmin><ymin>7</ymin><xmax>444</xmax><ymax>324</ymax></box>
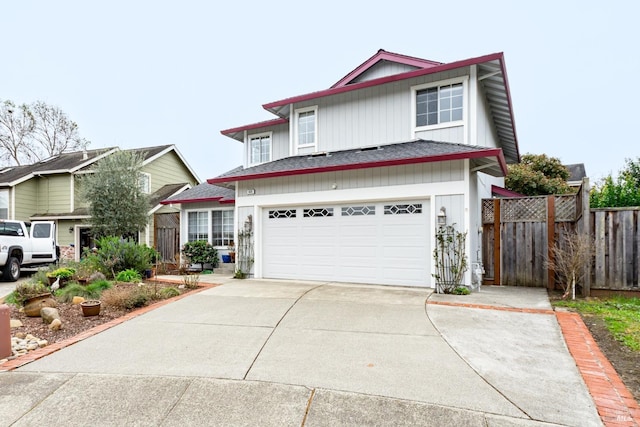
<box><xmin>7</xmin><ymin>281</ymin><xmax>195</xmax><ymax>347</ymax></box>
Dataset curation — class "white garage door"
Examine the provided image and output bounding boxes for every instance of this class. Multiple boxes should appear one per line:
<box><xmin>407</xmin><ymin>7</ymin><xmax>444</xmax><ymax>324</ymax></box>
<box><xmin>262</xmin><ymin>200</ymin><xmax>430</xmax><ymax>287</ymax></box>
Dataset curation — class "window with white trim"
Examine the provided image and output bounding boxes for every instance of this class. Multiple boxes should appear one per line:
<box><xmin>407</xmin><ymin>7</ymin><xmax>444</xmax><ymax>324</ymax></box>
<box><xmin>139</xmin><ymin>173</ymin><xmax>151</xmax><ymax>194</ymax></box>
<box><xmin>415</xmin><ymin>83</ymin><xmax>463</xmax><ymax>127</ymax></box>
<box><xmin>0</xmin><ymin>190</ymin><xmax>7</xmax><ymax>219</ymax></box>
<box><xmin>187</xmin><ymin>211</ymin><xmax>208</xmax><ymax>242</ymax></box>
<box><xmin>212</xmin><ymin>209</ymin><xmax>234</xmax><ymax>246</ymax></box>
<box><xmin>249</xmin><ymin>133</ymin><xmax>271</xmax><ymax>165</ymax></box>
<box><xmin>295</xmin><ymin>106</ymin><xmax>317</xmax><ymax>147</ymax></box>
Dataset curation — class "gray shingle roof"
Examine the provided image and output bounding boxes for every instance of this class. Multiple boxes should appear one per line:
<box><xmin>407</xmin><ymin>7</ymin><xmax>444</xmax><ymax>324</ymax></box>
<box><xmin>162</xmin><ymin>183</ymin><xmax>235</xmax><ymax>204</ymax></box>
<box><xmin>208</xmin><ymin>139</ymin><xmax>506</xmax><ymax>184</ymax></box>
<box><xmin>565</xmin><ymin>163</ymin><xmax>587</xmax><ymax>182</ymax></box>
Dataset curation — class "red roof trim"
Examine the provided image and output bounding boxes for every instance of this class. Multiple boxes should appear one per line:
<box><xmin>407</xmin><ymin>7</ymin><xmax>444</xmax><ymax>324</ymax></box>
<box><xmin>263</xmin><ymin>52</ymin><xmax>504</xmax><ymax>111</ymax></box>
<box><xmin>208</xmin><ymin>148</ymin><xmax>507</xmax><ymax>185</ymax></box>
<box><xmin>221</xmin><ymin>118</ymin><xmax>288</xmax><ymax>137</ymax></box>
<box><xmin>331</xmin><ymin>49</ymin><xmax>442</xmax><ymax>88</ymax></box>
<box><xmin>160</xmin><ymin>196</ymin><xmax>235</xmax><ymax>205</ymax></box>
<box><xmin>491</xmin><ymin>185</ymin><xmax>524</xmax><ymax>198</ymax></box>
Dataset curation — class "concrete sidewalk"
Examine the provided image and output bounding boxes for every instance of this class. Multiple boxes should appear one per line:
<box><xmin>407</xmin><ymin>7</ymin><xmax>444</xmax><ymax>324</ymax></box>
<box><xmin>0</xmin><ymin>278</ymin><xmax>603</xmax><ymax>426</ymax></box>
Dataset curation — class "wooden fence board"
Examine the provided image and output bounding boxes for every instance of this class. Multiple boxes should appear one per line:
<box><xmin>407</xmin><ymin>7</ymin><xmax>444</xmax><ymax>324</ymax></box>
<box><xmin>482</xmin><ymin>193</ymin><xmax>640</xmax><ymax>292</ymax></box>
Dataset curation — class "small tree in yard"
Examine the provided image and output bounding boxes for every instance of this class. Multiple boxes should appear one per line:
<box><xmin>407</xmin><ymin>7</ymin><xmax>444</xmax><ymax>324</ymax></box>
<box><xmin>505</xmin><ymin>153</ymin><xmax>573</xmax><ymax>196</ymax></box>
<box><xmin>81</xmin><ymin>150</ymin><xmax>150</xmax><ymax>238</ymax></box>
<box><xmin>545</xmin><ymin>230</ymin><xmax>594</xmax><ymax>300</ymax></box>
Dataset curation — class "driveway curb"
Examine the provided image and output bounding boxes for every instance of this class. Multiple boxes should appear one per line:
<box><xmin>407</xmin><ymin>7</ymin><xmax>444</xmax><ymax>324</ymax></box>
<box><xmin>556</xmin><ymin>311</ymin><xmax>640</xmax><ymax>426</ymax></box>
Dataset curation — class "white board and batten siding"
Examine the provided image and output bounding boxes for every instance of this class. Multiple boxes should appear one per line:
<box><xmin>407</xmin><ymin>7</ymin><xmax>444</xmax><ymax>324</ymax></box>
<box><xmin>262</xmin><ymin>200</ymin><xmax>430</xmax><ymax>287</ymax></box>
<box><xmin>291</xmin><ymin>67</ymin><xmax>469</xmax><ymax>154</ymax></box>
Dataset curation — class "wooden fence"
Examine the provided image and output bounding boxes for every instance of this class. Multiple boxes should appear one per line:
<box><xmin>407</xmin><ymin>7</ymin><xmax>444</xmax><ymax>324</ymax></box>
<box><xmin>482</xmin><ymin>180</ymin><xmax>640</xmax><ymax>295</ymax></box>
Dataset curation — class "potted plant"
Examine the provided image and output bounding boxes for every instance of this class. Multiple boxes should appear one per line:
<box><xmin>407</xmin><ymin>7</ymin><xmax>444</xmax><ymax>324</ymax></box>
<box><xmin>228</xmin><ymin>241</ymin><xmax>236</xmax><ymax>263</ymax></box>
<box><xmin>46</xmin><ymin>267</ymin><xmax>76</xmax><ymax>286</ymax></box>
<box><xmin>80</xmin><ymin>299</ymin><xmax>101</xmax><ymax>316</ymax></box>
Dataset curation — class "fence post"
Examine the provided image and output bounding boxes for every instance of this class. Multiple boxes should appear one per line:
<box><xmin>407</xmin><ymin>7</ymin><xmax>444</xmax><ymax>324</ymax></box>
<box><xmin>581</xmin><ymin>178</ymin><xmax>591</xmax><ymax>297</ymax></box>
<box><xmin>493</xmin><ymin>199</ymin><xmax>501</xmax><ymax>286</ymax></box>
<box><xmin>547</xmin><ymin>196</ymin><xmax>556</xmax><ymax>290</ymax></box>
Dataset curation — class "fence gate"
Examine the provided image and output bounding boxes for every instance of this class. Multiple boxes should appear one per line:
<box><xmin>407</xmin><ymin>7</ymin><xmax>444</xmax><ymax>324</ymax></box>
<box><xmin>154</xmin><ymin>213</ymin><xmax>180</xmax><ymax>263</ymax></box>
<box><xmin>482</xmin><ymin>189</ymin><xmax>586</xmax><ymax>292</ymax></box>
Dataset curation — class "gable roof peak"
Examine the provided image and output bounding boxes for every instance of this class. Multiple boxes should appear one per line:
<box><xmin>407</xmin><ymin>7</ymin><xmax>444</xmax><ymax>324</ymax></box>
<box><xmin>331</xmin><ymin>49</ymin><xmax>443</xmax><ymax>89</ymax></box>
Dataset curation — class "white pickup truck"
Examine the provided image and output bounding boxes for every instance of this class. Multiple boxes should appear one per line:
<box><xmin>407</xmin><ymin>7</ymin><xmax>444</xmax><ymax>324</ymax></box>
<box><xmin>0</xmin><ymin>220</ymin><xmax>58</xmax><ymax>281</ymax></box>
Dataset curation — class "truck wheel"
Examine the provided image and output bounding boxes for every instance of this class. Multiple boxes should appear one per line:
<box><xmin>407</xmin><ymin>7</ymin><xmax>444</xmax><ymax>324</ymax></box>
<box><xmin>3</xmin><ymin>256</ymin><xmax>20</xmax><ymax>282</ymax></box>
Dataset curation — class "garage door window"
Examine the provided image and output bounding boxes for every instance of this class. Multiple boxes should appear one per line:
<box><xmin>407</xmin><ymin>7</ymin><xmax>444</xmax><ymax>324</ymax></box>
<box><xmin>341</xmin><ymin>206</ymin><xmax>375</xmax><ymax>216</ymax></box>
<box><xmin>303</xmin><ymin>208</ymin><xmax>333</xmax><ymax>217</ymax></box>
<box><xmin>384</xmin><ymin>204</ymin><xmax>422</xmax><ymax>215</ymax></box>
<box><xmin>269</xmin><ymin>209</ymin><xmax>297</xmax><ymax>219</ymax></box>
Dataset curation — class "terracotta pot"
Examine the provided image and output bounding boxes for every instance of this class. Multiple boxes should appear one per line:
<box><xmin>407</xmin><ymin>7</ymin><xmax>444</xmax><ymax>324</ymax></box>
<box><xmin>80</xmin><ymin>300</ymin><xmax>101</xmax><ymax>317</ymax></box>
<box><xmin>23</xmin><ymin>293</ymin><xmax>57</xmax><ymax>317</ymax></box>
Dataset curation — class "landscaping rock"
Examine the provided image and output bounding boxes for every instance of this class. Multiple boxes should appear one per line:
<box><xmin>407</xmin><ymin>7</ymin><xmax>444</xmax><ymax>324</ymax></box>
<box><xmin>49</xmin><ymin>319</ymin><xmax>62</xmax><ymax>331</ymax></box>
<box><xmin>40</xmin><ymin>307</ymin><xmax>61</xmax><ymax>324</ymax></box>
<box><xmin>72</xmin><ymin>296</ymin><xmax>85</xmax><ymax>305</ymax></box>
<box><xmin>10</xmin><ymin>319</ymin><xmax>23</xmax><ymax>328</ymax></box>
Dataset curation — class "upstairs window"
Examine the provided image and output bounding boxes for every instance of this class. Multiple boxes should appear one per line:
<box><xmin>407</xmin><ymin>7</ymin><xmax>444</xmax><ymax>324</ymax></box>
<box><xmin>139</xmin><ymin>173</ymin><xmax>151</xmax><ymax>194</ymax></box>
<box><xmin>415</xmin><ymin>82</ymin><xmax>463</xmax><ymax>127</ymax></box>
<box><xmin>295</xmin><ymin>106</ymin><xmax>317</xmax><ymax>147</ymax></box>
<box><xmin>249</xmin><ymin>133</ymin><xmax>271</xmax><ymax>165</ymax></box>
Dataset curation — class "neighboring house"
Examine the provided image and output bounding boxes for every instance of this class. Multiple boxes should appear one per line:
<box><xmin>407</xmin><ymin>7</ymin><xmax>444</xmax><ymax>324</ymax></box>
<box><xmin>203</xmin><ymin>49</ymin><xmax>520</xmax><ymax>287</ymax></box>
<box><xmin>565</xmin><ymin>163</ymin><xmax>587</xmax><ymax>188</ymax></box>
<box><xmin>0</xmin><ymin>144</ymin><xmax>199</xmax><ymax>261</ymax></box>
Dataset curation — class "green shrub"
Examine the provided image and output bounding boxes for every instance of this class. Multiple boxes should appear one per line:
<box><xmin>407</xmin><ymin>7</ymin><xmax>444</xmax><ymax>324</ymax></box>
<box><xmin>123</xmin><ymin>288</ymin><xmax>151</xmax><ymax>309</ymax></box>
<box><xmin>55</xmin><ymin>280</ymin><xmax>113</xmax><ymax>302</ymax></box>
<box><xmin>86</xmin><ymin>237</ymin><xmax>156</xmax><ymax>278</ymax></box>
<box><xmin>182</xmin><ymin>240</ymin><xmax>219</xmax><ymax>269</ymax></box>
<box><xmin>452</xmin><ymin>286</ymin><xmax>470</xmax><ymax>295</ymax></box>
<box><xmin>116</xmin><ymin>269</ymin><xmax>142</xmax><ymax>283</ymax></box>
<box><xmin>46</xmin><ymin>267</ymin><xmax>76</xmax><ymax>280</ymax></box>
<box><xmin>159</xmin><ymin>287</ymin><xmax>180</xmax><ymax>299</ymax></box>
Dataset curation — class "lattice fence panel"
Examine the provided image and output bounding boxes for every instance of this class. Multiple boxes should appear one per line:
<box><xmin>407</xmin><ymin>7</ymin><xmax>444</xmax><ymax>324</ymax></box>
<box><xmin>501</xmin><ymin>197</ymin><xmax>546</xmax><ymax>222</ymax></box>
<box><xmin>482</xmin><ymin>199</ymin><xmax>494</xmax><ymax>224</ymax></box>
<box><xmin>555</xmin><ymin>195</ymin><xmax>576</xmax><ymax>222</ymax></box>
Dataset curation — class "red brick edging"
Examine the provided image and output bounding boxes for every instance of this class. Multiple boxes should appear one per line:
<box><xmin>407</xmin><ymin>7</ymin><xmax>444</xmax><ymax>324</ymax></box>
<box><xmin>556</xmin><ymin>311</ymin><xmax>640</xmax><ymax>427</ymax></box>
<box><xmin>427</xmin><ymin>300</ymin><xmax>640</xmax><ymax>426</ymax></box>
<box><xmin>0</xmin><ymin>282</ymin><xmax>217</xmax><ymax>372</ymax></box>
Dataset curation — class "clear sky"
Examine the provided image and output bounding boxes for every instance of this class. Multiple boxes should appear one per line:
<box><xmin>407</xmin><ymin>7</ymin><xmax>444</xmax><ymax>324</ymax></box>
<box><xmin>2</xmin><ymin>1</ymin><xmax>638</xmax><ymax>184</ymax></box>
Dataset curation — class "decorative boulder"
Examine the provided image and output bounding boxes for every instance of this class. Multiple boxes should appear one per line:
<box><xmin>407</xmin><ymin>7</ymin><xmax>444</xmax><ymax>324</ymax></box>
<box><xmin>49</xmin><ymin>319</ymin><xmax>62</xmax><ymax>331</ymax></box>
<box><xmin>23</xmin><ymin>294</ymin><xmax>57</xmax><ymax>317</ymax></box>
<box><xmin>40</xmin><ymin>307</ymin><xmax>61</xmax><ymax>324</ymax></box>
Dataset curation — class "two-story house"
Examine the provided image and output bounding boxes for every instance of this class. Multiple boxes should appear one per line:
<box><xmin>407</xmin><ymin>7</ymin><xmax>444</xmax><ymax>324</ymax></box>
<box><xmin>206</xmin><ymin>49</ymin><xmax>520</xmax><ymax>287</ymax></box>
<box><xmin>0</xmin><ymin>144</ymin><xmax>199</xmax><ymax>261</ymax></box>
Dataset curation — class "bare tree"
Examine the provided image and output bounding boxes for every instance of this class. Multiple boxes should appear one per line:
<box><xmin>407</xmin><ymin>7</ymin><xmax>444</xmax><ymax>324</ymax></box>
<box><xmin>0</xmin><ymin>100</ymin><xmax>35</xmax><ymax>165</ymax></box>
<box><xmin>546</xmin><ymin>229</ymin><xmax>594</xmax><ymax>299</ymax></box>
<box><xmin>0</xmin><ymin>99</ymin><xmax>89</xmax><ymax>165</ymax></box>
<box><xmin>30</xmin><ymin>101</ymin><xmax>89</xmax><ymax>160</ymax></box>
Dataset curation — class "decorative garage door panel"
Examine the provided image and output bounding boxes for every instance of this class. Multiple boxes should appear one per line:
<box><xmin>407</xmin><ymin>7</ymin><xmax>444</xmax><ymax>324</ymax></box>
<box><xmin>262</xmin><ymin>201</ymin><xmax>430</xmax><ymax>287</ymax></box>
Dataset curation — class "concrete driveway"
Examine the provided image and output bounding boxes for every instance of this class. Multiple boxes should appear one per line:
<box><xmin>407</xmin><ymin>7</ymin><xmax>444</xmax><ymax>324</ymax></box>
<box><xmin>0</xmin><ymin>278</ymin><xmax>601</xmax><ymax>426</ymax></box>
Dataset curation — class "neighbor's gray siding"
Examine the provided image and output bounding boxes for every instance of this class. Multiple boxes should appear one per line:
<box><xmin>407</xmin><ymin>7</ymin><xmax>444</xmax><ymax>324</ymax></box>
<box><xmin>238</xmin><ymin>160</ymin><xmax>465</xmax><ymax>197</ymax></box>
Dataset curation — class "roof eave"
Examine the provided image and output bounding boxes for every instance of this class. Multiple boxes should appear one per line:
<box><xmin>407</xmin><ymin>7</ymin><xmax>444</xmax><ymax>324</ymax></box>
<box><xmin>160</xmin><ymin>196</ymin><xmax>235</xmax><ymax>205</ymax></box>
<box><xmin>262</xmin><ymin>52</ymin><xmax>505</xmax><ymax>113</ymax></box>
<box><xmin>207</xmin><ymin>148</ymin><xmax>507</xmax><ymax>185</ymax></box>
